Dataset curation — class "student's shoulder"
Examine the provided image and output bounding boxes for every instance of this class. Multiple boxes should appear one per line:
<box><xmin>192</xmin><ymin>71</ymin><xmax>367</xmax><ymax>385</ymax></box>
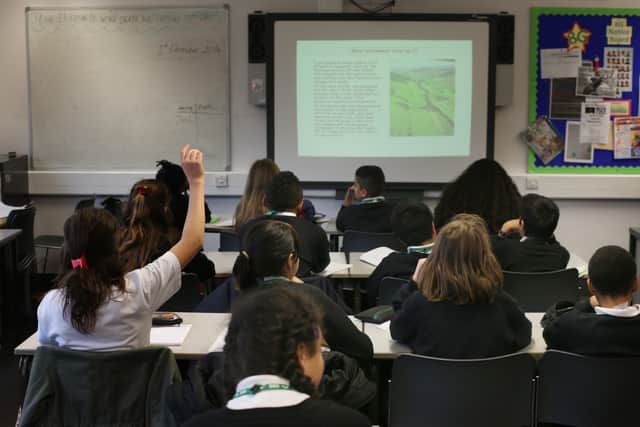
<box><xmin>299</xmin><ymin>399</ymin><xmax>371</xmax><ymax>427</ymax></box>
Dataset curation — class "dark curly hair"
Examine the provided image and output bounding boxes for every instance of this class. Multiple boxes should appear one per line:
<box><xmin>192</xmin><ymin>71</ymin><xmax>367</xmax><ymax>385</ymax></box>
<box><xmin>434</xmin><ymin>159</ymin><xmax>521</xmax><ymax>233</ymax></box>
<box><xmin>223</xmin><ymin>286</ymin><xmax>322</xmax><ymax>399</ymax></box>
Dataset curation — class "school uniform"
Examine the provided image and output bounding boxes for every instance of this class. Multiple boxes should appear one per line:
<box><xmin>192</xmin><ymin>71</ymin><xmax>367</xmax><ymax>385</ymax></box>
<box><xmin>239</xmin><ymin>212</ymin><xmax>331</xmax><ymax>276</ymax></box>
<box><xmin>183</xmin><ymin>375</ymin><xmax>371</xmax><ymax>427</ymax></box>
<box><xmin>390</xmin><ymin>289</ymin><xmax>532</xmax><ymax>358</ymax></box>
<box><xmin>336</xmin><ymin>197</ymin><xmax>394</xmax><ymax>233</ymax></box>
<box><xmin>37</xmin><ymin>251</ymin><xmax>181</xmax><ymax>351</ymax></box>
<box><xmin>542</xmin><ymin>300</ymin><xmax>640</xmax><ymax>356</ymax></box>
<box><xmin>492</xmin><ymin>233</ymin><xmax>570</xmax><ymax>272</ymax></box>
<box><xmin>365</xmin><ymin>244</ymin><xmax>432</xmax><ymax>307</ymax></box>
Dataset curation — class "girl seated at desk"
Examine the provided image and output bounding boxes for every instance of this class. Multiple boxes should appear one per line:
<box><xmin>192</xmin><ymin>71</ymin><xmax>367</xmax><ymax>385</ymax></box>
<box><xmin>37</xmin><ymin>145</ymin><xmax>205</xmax><ymax>351</ymax></box>
<box><xmin>391</xmin><ymin>213</ymin><xmax>532</xmax><ymax>358</ymax></box>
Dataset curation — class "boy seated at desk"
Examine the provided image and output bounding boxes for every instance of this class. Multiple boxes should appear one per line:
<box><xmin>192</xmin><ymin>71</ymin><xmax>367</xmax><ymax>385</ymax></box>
<box><xmin>336</xmin><ymin>165</ymin><xmax>394</xmax><ymax>233</ymax></box>
<box><xmin>238</xmin><ymin>171</ymin><xmax>330</xmax><ymax>277</ymax></box>
<box><xmin>492</xmin><ymin>193</ymin><xmax>569</xmax><ymax>272</ymax></box>
<box><xmin>365</xmin><ymin>201</ymin><xmax>435</xmax><ymax>308</ymax></box>
<box><xmin>542</xmin><ymin>245</ymin><xmax>640</xmax><ymax>356</ymax></box>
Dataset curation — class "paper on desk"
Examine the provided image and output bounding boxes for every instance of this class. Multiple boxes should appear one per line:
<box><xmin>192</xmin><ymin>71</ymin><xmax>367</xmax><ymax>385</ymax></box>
<box><xmin>540</xmin><ymin>48</ymin><xmax>582</xmax><ymax>79</ymax></box>
<box><xmin>317</xmin><ymin>262</ymin><xmax>352</xmax><ymax>277</ymax></box>
<box><xmin>374</xmin><ymin>321</ymin><xmax>391</xmax><ymax>333</ymax></box>
<box><xmin>150</xmin><ymin>324</ymin><xmax>192</xmax><ymax>346</ymax></box>
<box><xmin>208</xmin><ymin>325</ymin><xmax>228</xmax><ymax>352</ymax></box>
<box><xmin>0</xmin><ymin>202</ymin><xmax>27</xmax><ymax>219</ymax></box>
<box><xmin>567</xmin><ymin>252</ymin><xmax>588</xmax><ymax>277</ymax></box>
<box><xmin>359</xmin><ymin>247</ymin><xmax>397</xmax><ymax>267</ymax></box>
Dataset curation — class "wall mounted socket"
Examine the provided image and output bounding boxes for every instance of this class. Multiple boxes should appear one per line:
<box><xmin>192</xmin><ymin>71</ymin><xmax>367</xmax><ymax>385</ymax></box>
<box><xmin>215</xmin><ymin>174</ymin><xmax>228</xmax><ymax>188</ymax></box>
<box><xmin>525</xmin><ymin>177</ymin><xmax>539</xmax><ymax>190</ymax></box>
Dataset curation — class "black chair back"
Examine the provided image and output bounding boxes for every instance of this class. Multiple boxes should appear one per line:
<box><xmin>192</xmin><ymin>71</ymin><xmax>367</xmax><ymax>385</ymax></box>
<box><xmin>74</xmin><ymin>197</ymin><xmax>96</xmax><ymax>211</ymax></box>
<box><xmin>538</xmin><ymin>350</ymin><xmax>640</xmax><ymax>427</ymax></box>
<box><xmin>503</xmin><ymin>268</ymin><xmax>580</xmax><ymax>312</ymax></box>
<box><xmin>390</xmin><ymin>353</ymin><xmax>536</xmax><ymax>427</ymax></box>
<box><xmin>158</xmin><ymin>273</ymin><xmax>202</xmax><ymax>312</ymax></box>
<box><xmin>219</xmin><ymin>231</ymin><xmax>241</xmax><ymax>252</ymax></box>
<box><xmin>378</xmin><ymin>276</ymin><xmax>409</xmax><ymax>305</ymax></box>
<box><xmin>342</xmin><ymin>230</ymin><xmax>404</xmax><ymax>252</ymax></box>
<box><xmin>7</xmin><ymin>204</ymin><xmax>36</xmax><ymax>264</ymax></box>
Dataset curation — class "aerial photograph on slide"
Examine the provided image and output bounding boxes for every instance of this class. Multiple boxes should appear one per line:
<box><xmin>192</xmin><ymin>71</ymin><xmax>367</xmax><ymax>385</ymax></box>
<box><xmin>390</xmin><ymin>61</ymin><xmax>455</xmax><ymax>136</ymax></box>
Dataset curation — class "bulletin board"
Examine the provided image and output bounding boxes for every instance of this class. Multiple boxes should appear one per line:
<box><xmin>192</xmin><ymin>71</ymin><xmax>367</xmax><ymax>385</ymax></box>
<box><xmin>530</xmin><ymin>8</ymin><xmax>640</xmax><ymax>174</ymax></box>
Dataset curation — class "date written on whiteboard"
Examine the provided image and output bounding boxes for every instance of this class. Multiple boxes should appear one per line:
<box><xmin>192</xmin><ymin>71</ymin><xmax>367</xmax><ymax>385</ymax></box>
<box><xmin>158</xmin><ymin>41</ymin><xmax>220</xmax><ymax>57</ymax></box>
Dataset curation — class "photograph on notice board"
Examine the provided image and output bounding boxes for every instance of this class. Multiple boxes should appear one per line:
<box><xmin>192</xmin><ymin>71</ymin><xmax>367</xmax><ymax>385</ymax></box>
<box><xmin>564</xmin><ymin>121</ymin><xmax>594</xmax><ymax>163</ymax></box>
<box><xmin>576</xmin><ymin>66</ymin><xmax>619</xmax><ymax>98</ymax></box>
<box><xmin>614</xmin><ymin>117</ymin><xmax>640</xmax><ymax>159</ymax></box>
<box><xmin>604</xmin><ymin>47</ymin><xmax>633</xmax><ymax>93</ymax></box>
<box><xmin>520</xmin><ymin>116</ymin><xmax>564</xmax><ymax>164</ymax></box>
<box><xmin>549</xmin><ymin>78</ymin><xmax>585</xmax><ymax>119</ymax></box>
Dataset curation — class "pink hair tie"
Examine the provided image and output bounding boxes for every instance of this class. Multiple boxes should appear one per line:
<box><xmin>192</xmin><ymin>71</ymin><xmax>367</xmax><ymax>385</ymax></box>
<box><xmin>71</xmin><ymin>255</ymin><xmax>89</xmax><ymax>270</ymax></box>
<box><xmin>136</xmin><ymin>186</ymin><xmax>147</xmax><ymax>196</ymax></box>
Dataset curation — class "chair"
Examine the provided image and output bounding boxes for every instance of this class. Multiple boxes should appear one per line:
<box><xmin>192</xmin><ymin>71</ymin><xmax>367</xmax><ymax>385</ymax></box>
<box><xmin>342</xmin><ymin>230</ymin><xmax>404</xmax><ymax>252</ymax></box>
<box><xmin>74</xmin><ymin>197</ymin><xmax>96</xmax><ymax>211</ymax></box>
<box><xmin>19</xmin><ymin>345</ymin><xmax>181</xmax><ymax>427</ymax></box>
<box><xmin>219</xmin><ymin>230</ymin><xmax>241</xmax><ymax>252</ymax></box>
<box><xmin>159</xmin><ymin>273</ymin><xmax>203</xmax><ymax>312</ymax></box>
<box><xmin>537</xmin><ymin>350</ymin><xmax>640</xmax><ymax>427</ymax></box>
<box><xmin>378</xmin><ymin>276</ymin><xmax>409</xmax><ymax>305</ymax></box>
<box><xmin>502</xmin><ymin>268</ymin><xmax>580</xmax><ymax>312</ymax></box>
<box><xmin>33</xmin><ymin>234</ymin><xmax>64</xmax><ymax>273</ymax></box>
<box><xmin>389</xmin><ymin>353</ymin><xmax>536</xmax><ymax>427</ymax></box>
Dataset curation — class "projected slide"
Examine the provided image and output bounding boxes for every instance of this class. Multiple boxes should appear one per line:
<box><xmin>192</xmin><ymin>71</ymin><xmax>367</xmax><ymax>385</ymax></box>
<box><xmin>297</xmin><ymin>40</ymin><xmax>472</xmax><ymax>158</ymax></box>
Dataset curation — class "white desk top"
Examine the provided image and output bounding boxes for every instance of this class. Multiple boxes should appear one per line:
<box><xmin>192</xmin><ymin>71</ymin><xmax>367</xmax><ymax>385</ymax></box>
<box><xmin>15</xmin><ymin>312</ymin><xmax>547</xmax><ymax>360</ymax></box>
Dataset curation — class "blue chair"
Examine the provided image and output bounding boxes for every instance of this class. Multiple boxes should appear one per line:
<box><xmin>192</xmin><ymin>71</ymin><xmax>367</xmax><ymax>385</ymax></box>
<box><xmin>378</xmin><ymin>276</ymin><xmax>409</xmax><ymax>306</ymax></box>
<box><xmin>390</xmin><ymin>353</ymin><xmax>536</xmax><ymax>427</ymax></box>
<box><xmin>503</xmin><ymin>268</ymin><xmax>580</xmax><ymax>311</ymax></box>
<box><xmin>218</xmin><ymin>231</ymin><xmax>240</xmax><ymax>252</ymax></box>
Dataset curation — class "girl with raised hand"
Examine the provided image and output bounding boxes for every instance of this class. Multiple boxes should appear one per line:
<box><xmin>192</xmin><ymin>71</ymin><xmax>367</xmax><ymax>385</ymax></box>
<box><xmin>37</xmin><ymin>145</ymin><xmax>205</xmax><ymax>350</ymax></box>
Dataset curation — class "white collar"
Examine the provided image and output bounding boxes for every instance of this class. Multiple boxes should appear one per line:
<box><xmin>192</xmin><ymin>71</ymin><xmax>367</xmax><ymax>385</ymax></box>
<box><xmin>227</xmin><ymin>375</ymin><xmax>309</xmax><ymax>410</ymax></box>
<box><xmin>272</xmin><ymin>211</ymin><xmax>297</xmax><ymax>217</ymax></box>
<box><xmin>595</xmin><ymin>303</ymin><xmax>640</xmax><ymax>318</ymax></box>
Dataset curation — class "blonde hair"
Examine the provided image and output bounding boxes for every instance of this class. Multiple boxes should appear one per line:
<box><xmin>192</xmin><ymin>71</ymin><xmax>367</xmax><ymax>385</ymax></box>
<box><xmin>234</xmin><ymin>159</ymin><xmax>280</xmax><ymax>229</ymax></box>
<box><xmin>415</xmin><ymin>213</ymin><xmax>503</xmax><ymax>304</ymax></box>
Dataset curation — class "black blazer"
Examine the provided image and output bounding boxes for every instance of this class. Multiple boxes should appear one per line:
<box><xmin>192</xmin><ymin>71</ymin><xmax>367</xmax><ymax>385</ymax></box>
<box><xmin>391</xmin><ymin>289</ymin><xmax>532</xmax><ymax>358</ymax></box>
<box><xmin>542</xmin><ymin>300</ymin><xmax>640</xmax><ymax>356</ymax></box>
<box><xmin>239</xmin><ymin>215</ymin><xmax>330</xmax><ymax>277</ymax></box>
<box><xmin>336</xmin><ymin>202</ymin><xmax>394</xmax><ymax>233</ymax></box>
<box><xmin>492</xmin><ymin>234</ymin><xmax>570</xmax><ymax>272</ymax></box>
<box><xmin>366</xmin><ymin>252</ymin><xmax>427</xmax><ymax>308</ymax></box>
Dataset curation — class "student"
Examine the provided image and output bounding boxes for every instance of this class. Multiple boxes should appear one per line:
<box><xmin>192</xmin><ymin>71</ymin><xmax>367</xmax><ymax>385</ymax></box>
<box><xmin>184</xmin><ymin>287</ymin><xmax>370</xmax><ymax>427</ymax></box>
<box><xmin>390</xmin><ymin>214</ymin><xmax>532</xmax><ymax>358</ymax></box>
<box><xmin>493</xmin><ymin>193</ymin><xmax>570</xmax><ymax>272</ymax></box>
<box><xmin>233</xmin><ymin>220</ymin><xmax>372</xmax><ymax>361</ymax></box>
<box><xmin>542</xmin><ymin>246</ymin><xmax>640</xmax><ymax>355</ymax></box>
<box><xmin>157</xmin><ymin>159</ymin><xmax>216</xmax><ymax>282</ymax></box>
<box><xmin>433</xmin><ymin>159</ymin><xmax>521</xmax><ymax>234</ymax></box>
<box><xmin>233</xmin><ymin>158</ymin><xmax>280</xmax><ymax>230</ymax></box>
<box><xmin>37</xmin><ymin>145</ymin><xmax>205</xmax><ymax>351</ymax></box>
<box><xmin>366</xmin><ymin>201</ymin><xmax>435</xmax><ymax>307</ymax></box>
<box><xmin>156</xmin><ymin>159</ymin><xmax>212</xmax><ymax>229</ymax></box>
<box><xmin>336</xmin><ymin>165</ymin><xmax>394</xmax><ymax>233</ymax></box>
<box><xmin>238</xmin><ymin>171</ymin><xmax>330</xmax><ymax>276</ymax></box>
<box><xmin>119</xmin><ymin>179</ymin><xmax>178</xmax><ymax>273</ymax></box>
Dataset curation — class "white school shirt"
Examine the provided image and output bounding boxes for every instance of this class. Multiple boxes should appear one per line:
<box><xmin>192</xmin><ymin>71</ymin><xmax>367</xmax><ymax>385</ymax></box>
<box><xmin>594</xmin><ymin>302</ymin><xmax>640</xmax><ymax>318</ymax></box>
<box><xmin>227</xmin><ymin>375</ymin><xmax>310</xmax><ymax>410</ymax></box>
<box><xmin>37</xmin><ymin>251</ymin><xmax>181</xmax><ymax>351</ymax></box>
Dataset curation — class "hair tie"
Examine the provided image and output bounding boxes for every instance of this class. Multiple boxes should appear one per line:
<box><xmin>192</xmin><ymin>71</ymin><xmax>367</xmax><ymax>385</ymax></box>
<box><xmin>241</xmin><ymin>250</ymin><xmax>250</xmax><ymax>260</ymax></box>
<box><xmin>71</xmin><ymin>254</ymin><xmax>89</xmax><ymax>270</ymax></box>
<box><xmin>136</xmin><ymin>186</ymin><xmax>148</xmax><ymax>196</ymax></box>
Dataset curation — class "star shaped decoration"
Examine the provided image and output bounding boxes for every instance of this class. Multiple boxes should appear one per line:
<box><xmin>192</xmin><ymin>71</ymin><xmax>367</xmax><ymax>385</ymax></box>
<box><xmin>563</xmin><ymin>22</ymin><xmax>592</xmax><ymax>53</ymax></box>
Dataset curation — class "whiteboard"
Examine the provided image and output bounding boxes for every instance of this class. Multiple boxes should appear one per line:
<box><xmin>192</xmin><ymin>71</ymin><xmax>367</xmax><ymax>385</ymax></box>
<box><xmin>26</xmin><ymin>6</ymin><xmax>230</xmax><ymax>171</ymax></box>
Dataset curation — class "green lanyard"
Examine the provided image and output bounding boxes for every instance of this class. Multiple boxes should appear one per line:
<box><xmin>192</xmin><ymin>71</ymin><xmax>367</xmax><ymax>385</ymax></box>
<box><xmin>233</xmin><ymin>383</ymin><xmax>292</xmax><ymax>399</ymax></box>
<box><xmin>407</xmin><ymin>245</ymin><xmax>433</xmax><ymax>255</ymax></box>
<box><xmin>356</xmin><ymin>196</ymin><xmax>385</xmax><ymax>205</ymax></box>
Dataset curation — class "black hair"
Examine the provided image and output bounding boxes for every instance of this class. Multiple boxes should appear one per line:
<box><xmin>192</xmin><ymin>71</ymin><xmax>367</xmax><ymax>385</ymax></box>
<box><xmin>391</xmin><ymin>201</ymin><xmax>434</xmax><ymax>246</ymax></box>
<box><xmin>589</xmin><ymin>246</ymin><xmax>637</xmax><ymax>298</ymax></box>
<box><xmin>57</xmin><ymin>208</ymin><xmax>126</xmax><ymax>334</ymax></box>
<box><xmin>520</xmin><ymin>193</ymin><xmax>560</xmax><ymax>240</ymax></box>
<box><xmin>223</xmin><ymin>286</ymin><xmax>322</xmax><ymax>398</ymax></box>
<box><xmin>156</xmin><ymin>160</ymin><xmax>188</xmax><ymax>195</ymax></box>
<box><xmin>264</xmin><ymin>171</ymin><xmax>302</xmax><ymax>212</ymax></box>
<box><xmin>355</xmin><ymin>165</ymin><xmax>385</xmax><ymax>197</ymax></box>
<box><xmin>434</xmin><ymin>159</ymin><xmax>521</xmax><ymax>233</ymax></box>
<box><xmin>233</xmin><ymin>220</ymin><xmax>301</xmax><ymax>291</ymax></box>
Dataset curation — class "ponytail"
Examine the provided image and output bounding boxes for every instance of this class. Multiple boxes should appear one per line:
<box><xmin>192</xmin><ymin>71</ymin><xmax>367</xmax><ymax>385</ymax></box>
<box><xmin>60</xmin><ymin>269</ymin><xmax>111</xmax><ymax>333</ymax></box>
<box><xmin>232</xmin><ymin>251</ymin><xmax>256</xmax><ymax>291</ymax></box>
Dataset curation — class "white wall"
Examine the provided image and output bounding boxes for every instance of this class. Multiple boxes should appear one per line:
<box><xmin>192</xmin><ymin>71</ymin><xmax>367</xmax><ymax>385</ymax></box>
<box><xmin>1</xmin><ymin>0</ymin><xmax>639</xmax><ymax>262</ymax></box>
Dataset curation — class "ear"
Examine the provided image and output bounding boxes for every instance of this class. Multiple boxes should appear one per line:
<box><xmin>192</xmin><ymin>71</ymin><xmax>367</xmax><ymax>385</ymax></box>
<box><xmin>284</xmin><ymin>253</ymin><xmax>299</xmax><ymax>278</ymax></box>
<box><xmin>431</xmin><ymin>222</ymin><xmax>437</xmax><ymax>238</ymax></box>
<box><xmin>297</xmin><ymin>199</ymin><xmax>304</xmax><ymax>212</ymax></box>
<box><xmin>518</xmin><ymin>218</ymin><xmax>525</xmax><ymax>235</ymax></box>
<box><xmin>587</xmin><ymin>277</ymin><xmax>596</xmax><ymax>296</ymax></box>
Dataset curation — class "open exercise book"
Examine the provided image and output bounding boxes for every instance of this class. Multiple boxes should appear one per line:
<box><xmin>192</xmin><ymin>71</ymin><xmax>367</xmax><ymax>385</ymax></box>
<box><xmin>150</xmin><ymin>324</ymin><xmax>192</xmax><ymax>346</ymax></box>
<box><xmin>359</xmin><ymin>247</ymin><xmax>397</xmax><ymax>267</ymax></box>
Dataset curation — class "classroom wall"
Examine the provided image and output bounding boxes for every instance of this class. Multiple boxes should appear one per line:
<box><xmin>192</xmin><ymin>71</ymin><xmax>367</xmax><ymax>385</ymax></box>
<box><xmin>2</xmin><ymin>0</ymin><xmax>640</xmax><ymax>263</ymax></box>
